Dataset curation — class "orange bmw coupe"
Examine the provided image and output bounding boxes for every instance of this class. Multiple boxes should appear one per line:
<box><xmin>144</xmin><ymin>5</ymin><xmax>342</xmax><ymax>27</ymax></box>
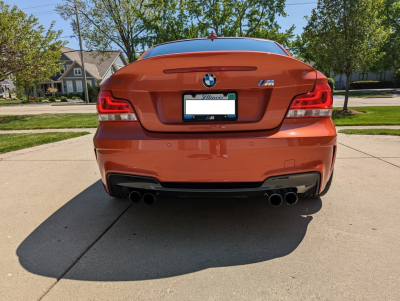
<box><xmin>94</xmin><ymin>36</ymin><xmax>336</xmax><ymax>206</ymax></box>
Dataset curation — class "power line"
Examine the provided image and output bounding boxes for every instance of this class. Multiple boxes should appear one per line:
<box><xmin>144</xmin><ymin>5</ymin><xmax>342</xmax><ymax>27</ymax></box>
<box><xmin>21</xmin><ymin>3</ymin><xmax>61</xmax><ymax>10</ymax></box>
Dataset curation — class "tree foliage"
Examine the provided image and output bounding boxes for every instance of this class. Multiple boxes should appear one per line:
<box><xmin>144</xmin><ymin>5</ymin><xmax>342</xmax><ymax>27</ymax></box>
<box><xmin>57</xmin><ymin>0</ymin><xmax>156</xmax><ymax>62</ymax></box>
<box><xmin>56</xmin><ymin>0</ymin><xmax>295</xmax><ymax>62</ymax></box>
<box><xmin>373</xmin><ymin>0</ymin><xmax>400</xmax><ymax>71</ymax></box>
<box><xmin>187</xmin><ymin>0</ymin><xmax>294</xmax><ymax>47</ymax></box>
<box><xmin>303</xmin><ymin>0</ymin><xmax>390</xmax><ymax>110</ymax></box>
<box><xmin>0</xmin><ymin>1</ymin><xmax>65</xmax><ymax>82</ymax></box>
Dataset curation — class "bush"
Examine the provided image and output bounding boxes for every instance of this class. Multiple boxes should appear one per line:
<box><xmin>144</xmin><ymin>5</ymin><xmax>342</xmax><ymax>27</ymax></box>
<box><xmin>48</xmin><ymin>96</ymin><xmax>56</xmax><ymax>102</ymax></box>
<box><xmin>327</xmin><ymin>78</ymin><xmax>335</xmax><ymax>91</ymax></box>
<box><xmin>71</xmin><ymin>96</ymin><xmax>81</xmax><ymax>100</ymax></box>
<box><xmin>350</xmin><ymin>81</ymin><xmax>394</xmax><ymax>89</ymax></box>
<box><xmin>60</xmin><ymin>96</ymin><xmax>68</xmax><ymax>102</ymax></box>
<box><xmin>87</xmin><ymin>84</ymin><xmax>100</xmax><ymax>102</ymax></box>
<box><xmin>394</xmin><ymin>69</ymin><xmax>400</xmax><ymax>88</ymax></box>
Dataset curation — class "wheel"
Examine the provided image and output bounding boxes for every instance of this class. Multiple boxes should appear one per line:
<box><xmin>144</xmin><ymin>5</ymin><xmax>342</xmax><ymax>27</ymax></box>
<box><xmin>298</xmin><ymin>170</ymin><xmax>333</xmax><ymax>199</ymax></box>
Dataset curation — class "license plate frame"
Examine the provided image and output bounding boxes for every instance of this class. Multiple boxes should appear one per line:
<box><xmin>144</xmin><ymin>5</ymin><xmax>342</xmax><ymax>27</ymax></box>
<box><xmin>182</xmin><ymin>92</ymin><xmax>238</xmax><ymax>121</ymax></box>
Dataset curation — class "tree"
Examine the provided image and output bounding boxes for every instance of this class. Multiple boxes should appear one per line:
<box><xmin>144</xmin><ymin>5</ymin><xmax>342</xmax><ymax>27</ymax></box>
<box><xmin>57</xmin><ymin>0</ymin><xmax>296</xmax><ymax>61</ymax></box>
<box><xmin>0</xmin><ymin>1</ymin><xmax>65</xmax><ymax>82</ymax></box>
<box><xmin>187</xmin><ymin>0</ymin><xmax>293</xmax><ymax>42</ymax></box>
<box><xmin>372</xmin><ymin>0</ymin><xmax>400</xmax><ymax>71</ymax></box>
<box><xmin>290</xmin><ymin>34</ymin><xmax>330</xmax><ymax>75</ymax></box>
<box><xmin>56</xmin><ymin>0</ymin><xmax>156</xmax><ymax>62</ymax></box>
<box><xmin>302</xmin><ymin>0</ymin><xmax>390</xmax><ymax>110</ymax></box>
<box><xmin>145</xmin><ymin>0</ymin><xmax>200</xmax><ymax>45</ymax></box>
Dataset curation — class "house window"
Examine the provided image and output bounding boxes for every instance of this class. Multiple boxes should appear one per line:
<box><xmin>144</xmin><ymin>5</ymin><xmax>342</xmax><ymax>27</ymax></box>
<box><xmin>74</xmin><ymin>68</ymin><xmax>82</xmax><ymax>76</ymax></box>
<box><xmin>66</xmin><ymin>81</ymin><xmax>73</xmax><ymax>93</ymax></box>
<box><xmin>87</xmin><ymin>80</ymin><xmax>92</xmax><ymax>86</ymax></box>
<box><xmin>377</xmin><ymin>72</ymin><xmax>386</xmax><ymax>81</ymax></box>
<box><xmin>66</xmin><ymin>64</ymin><xmax>70</xmax><ymax>70</ymax></box>
<box><xmin>60</xmin><ymin>65</ymin><xmax>65</xmax><ymax>74</ymax></box>
<box><xmin>359</xmin><ymin>72</ymin><xmax>368</xmax><ymax>81</ymax></box>
<box><xmin>76</xmin><ymin>80</ymin><xmax>83</xmax><ymax>92</ymax></box>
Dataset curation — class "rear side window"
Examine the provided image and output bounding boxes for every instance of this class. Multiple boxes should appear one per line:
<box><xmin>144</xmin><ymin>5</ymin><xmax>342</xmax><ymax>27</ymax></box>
<box><xmin>142</xmin><ymin>38</ymin><xmax>288</xmax><ymax>59</ymax></box>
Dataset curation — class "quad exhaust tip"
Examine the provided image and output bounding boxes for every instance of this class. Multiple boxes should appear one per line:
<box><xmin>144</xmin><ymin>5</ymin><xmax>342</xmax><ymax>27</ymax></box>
<box><xmin>269</xmin><ymin>193</ymin><xmax>283</xmax><ymax>207</ymax></box>
<box><xmin>284</xmin><ymin>191</ymin><xmax>298</xmax><ymax>205</ymax></box>
<box><xmin>142</xmin><ymin>193</ymin><xmax>156</xmax><ymax>205</ymax></box>
<box><xmin>128</xmin><ymin>191</ymin><xmax>141</xmax><ymax>203</ymax></box>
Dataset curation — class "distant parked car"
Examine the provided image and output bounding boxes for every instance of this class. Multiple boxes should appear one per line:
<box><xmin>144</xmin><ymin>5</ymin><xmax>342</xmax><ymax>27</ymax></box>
<box><xmin>94</xmin><ymin>36</ymin><xmax>336</xmax><ymax>206</ymax></box>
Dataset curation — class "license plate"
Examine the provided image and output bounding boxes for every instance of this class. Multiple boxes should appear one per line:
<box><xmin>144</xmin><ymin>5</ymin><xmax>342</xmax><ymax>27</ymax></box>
<box><xmin>183</xmin><ymin>93</ymin><xmax>237</xmax><ymax>121</ymax></box>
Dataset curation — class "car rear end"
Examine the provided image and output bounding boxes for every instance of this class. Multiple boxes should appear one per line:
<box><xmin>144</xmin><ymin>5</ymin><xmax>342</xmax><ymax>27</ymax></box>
<box><xmin>93</xmin><ymin>38</ymin><xmax>336</xmax><ymax>205</ymax></box>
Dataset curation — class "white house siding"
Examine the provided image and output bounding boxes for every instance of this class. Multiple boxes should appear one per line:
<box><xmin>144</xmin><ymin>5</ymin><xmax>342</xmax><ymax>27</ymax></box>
<box><xmin>332</xmin><ymin>68</ymin><xmax>396</xmax><ymax>90</ymax></box>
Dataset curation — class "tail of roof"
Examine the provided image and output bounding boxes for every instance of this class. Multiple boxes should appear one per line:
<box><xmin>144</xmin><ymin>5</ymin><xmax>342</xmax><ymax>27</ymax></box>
<box><xmin>60</xmin><ymin>47</ymin><xmax>123</xmax><ymax>79</ymax></box>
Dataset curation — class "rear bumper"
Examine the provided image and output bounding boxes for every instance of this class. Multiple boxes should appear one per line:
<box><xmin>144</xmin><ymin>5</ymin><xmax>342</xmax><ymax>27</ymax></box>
<box><xmin>107</xmin><ymin>172</ymin><xmax>321</xmax><ymax>197</ymax></box>
<box><xmin>93</xmin><ymin>118</ymin><xmax>336</xmax><ymax>195</ymax></box>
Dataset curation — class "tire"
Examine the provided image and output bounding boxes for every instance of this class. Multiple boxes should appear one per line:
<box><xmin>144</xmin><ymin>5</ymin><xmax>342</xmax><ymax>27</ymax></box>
<box><xmin>299</xmin><ymin>170</ymin><xmax>333</xmax><ymax>199</ymax></box>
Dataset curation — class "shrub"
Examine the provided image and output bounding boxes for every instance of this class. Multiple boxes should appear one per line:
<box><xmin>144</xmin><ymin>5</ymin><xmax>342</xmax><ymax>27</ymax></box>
<box><xmin>327</xmin><ymin>78</ymin><xmax>335</xmax><ymax>91</ymax></box>
<box><xmin>350</xmin><ymin>81</ymin><xmax>394</xmax><ymax>89</ymax></box>
<box><xmin>48</xmin><ymin>96</ymin><xmax>56</xmax><ymax>102</ymax></box>
<box><xmin>87</xmin><ymin>84</ymin><xmax>100</xmax><ymax>102</ymax></box>
<box><xmin>394</xmin><ymin>69</ymin><xmax>400</xmax><ymax>88</ymax></box>
<box><xmin>71</xmin><ymin>96</ymin><xmax>81</xmax><ymax>100</ymax></box>
<box><xmin>60</xmin><ymin>96</ymin><xmax>68</xmax><ymax>102</ymax></box>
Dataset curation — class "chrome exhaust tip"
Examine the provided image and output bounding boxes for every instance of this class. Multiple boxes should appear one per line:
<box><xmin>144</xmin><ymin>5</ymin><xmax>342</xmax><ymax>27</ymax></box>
<box><xmin>284</xmin><ymin>191</ymin><xmax>298</xmax><ymax>205</ymax></box>
<box><xmin>128</xmin><ymin>191</ymin><xmax>141</xmax><ymax>203</ymax></box>
<box><xmin>269</xmin><ymin>193</ymin><xmax>283</xmax><ymax>207</ymax></box>
<box><xmin>142</xmin><ymin>193</ymin><xmax>156</xmax><ymax>205</ymax></box>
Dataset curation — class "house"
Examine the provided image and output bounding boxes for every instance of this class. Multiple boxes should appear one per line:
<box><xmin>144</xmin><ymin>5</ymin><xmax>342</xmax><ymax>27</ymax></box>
<box><xmin>0</xmin><ymin>78</ymin><xmax>15</xmax><ymax>98</ymax></box>
<box><xmin>332</xmin><ymin>68</ymin><xmax>396</xmax><ymax>90</ymax></box>
<box><xmin>38</xmin><ymin>47</ymin><xmax>128</xmax><ymax>96</ymax></box>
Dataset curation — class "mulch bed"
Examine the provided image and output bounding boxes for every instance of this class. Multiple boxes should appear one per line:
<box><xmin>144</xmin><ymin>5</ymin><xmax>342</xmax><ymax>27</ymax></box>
<box><xmin>333</xmin><ymin>109</ymin><xmax>365</xmax><ymax>115</ymax></box>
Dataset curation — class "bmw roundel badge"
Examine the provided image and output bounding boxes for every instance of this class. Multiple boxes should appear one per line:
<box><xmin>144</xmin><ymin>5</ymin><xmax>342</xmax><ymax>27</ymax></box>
<box><xmin>203</xmin><ymin>73</ymin><xmax>217</xmax><ymax>88</ymax></box>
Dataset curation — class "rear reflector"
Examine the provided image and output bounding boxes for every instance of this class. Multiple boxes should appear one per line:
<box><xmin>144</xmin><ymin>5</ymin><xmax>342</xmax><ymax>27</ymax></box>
<box><xmin>97</xmin><ymin>90</ymin><xmax>138</xmax><ymax>121</ymax></box>
<box><xmin>286</xmin><ymin>83</ymin><xmax>333</xmax><ymax>118</ymax></box>
<box><xmin>163</xmin><ymin>66</ymin><xmax>257</xmax><ymax>74</ymax></box>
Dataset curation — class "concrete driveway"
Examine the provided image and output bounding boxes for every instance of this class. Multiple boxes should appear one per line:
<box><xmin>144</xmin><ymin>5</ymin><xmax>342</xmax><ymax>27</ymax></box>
<box><xmin>1</xmin><ymin>132</ymin><xmax>399</xmax><ymax>300</ymax></box>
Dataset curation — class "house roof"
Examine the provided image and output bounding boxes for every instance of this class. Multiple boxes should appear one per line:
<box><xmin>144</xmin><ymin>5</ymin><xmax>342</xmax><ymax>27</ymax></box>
<box><xmin>58</xmin><ymin>47</ymin><xmax>126</xmax><ymax>80</ymax></box>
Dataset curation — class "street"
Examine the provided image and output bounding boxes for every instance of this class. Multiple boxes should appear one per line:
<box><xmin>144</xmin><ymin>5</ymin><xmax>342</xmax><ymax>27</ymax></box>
<box><xmin>1</xmin><ymin>131</ymin><xmax>399</xmax><ymax>300</ymax></box>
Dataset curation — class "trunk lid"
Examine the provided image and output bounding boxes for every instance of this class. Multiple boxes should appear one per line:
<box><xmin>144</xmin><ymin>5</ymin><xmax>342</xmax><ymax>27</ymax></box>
<box><xmin>110</xmin><ymin>51</ymin><xmax>316</xmax><ymax>132</ymax></box>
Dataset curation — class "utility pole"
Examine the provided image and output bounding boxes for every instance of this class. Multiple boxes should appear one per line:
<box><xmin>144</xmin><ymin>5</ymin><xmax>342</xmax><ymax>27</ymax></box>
<box><xmin>69</xmin><ymin>3</ymin><xmax>89</xmax><ymax>103</ymax></box>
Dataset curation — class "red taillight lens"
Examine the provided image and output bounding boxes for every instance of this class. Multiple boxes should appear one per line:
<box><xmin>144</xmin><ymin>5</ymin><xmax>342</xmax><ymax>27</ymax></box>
<box><xmin>97</xmin><ymin>90</ymin><xmax>138</xmax><ymax>121</ymax></box>
<box><xmin>287</xmin><ymin>83</ymin><xmax>333</xmax><ymax>118</ymax></box>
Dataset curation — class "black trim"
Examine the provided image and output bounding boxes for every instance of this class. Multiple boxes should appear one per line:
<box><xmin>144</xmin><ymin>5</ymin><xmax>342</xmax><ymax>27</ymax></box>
<box><xmin>107</xmin><ymin>172</ymin><xmax>320</xmax><ymax>197</ymax></box>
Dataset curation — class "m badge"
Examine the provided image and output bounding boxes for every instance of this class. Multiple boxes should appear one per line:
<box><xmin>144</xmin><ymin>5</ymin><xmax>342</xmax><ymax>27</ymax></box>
<box><xmin>258</xmin><ymin>80</ymin><xmax>275</xmax><ymax>86</ymax></box>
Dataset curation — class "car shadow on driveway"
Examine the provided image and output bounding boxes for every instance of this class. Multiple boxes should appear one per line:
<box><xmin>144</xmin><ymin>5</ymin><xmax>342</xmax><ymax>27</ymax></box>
<box><xmin>17</xmin><ymin>180</ymin><xmax>322</xmax><ymax>281</ymax></box>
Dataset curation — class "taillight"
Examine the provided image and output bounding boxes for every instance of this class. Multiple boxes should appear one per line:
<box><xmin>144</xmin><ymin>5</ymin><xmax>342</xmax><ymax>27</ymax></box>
<box><xmin>96</xmin><ymin>90</ymin><xmax>138</xmax><ymax>121</ymax></box>
<box><xmin>286</xmin><ymin>83</ymin><xmax>333</xmax><ymax>118</ymax></box>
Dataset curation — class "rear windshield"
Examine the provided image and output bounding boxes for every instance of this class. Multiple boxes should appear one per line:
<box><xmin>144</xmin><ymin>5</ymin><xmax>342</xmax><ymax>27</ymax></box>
<box><xmin>142</xmin><ymin>38</ymin><xmax>288</xmax><ymax>59</ymax></box>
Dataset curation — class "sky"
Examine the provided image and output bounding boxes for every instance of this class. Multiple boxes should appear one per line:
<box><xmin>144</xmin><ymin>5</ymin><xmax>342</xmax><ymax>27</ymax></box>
<box><xmin>7</xmin><ymin>0</ymin><xmax>318</xmax><ymax>51</ymax></box>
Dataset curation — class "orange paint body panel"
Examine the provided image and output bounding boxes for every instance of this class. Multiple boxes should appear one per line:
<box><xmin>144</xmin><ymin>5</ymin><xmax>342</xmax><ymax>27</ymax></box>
<box><xmin>94</xmin><ymin>38</ymin><xmax>337</xmax><ymax>199</ymax></box>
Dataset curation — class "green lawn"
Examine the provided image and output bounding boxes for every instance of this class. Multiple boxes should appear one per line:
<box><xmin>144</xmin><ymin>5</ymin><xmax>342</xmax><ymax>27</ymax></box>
<box><xmin>333</xmin><ymin>91</ymin><xmax>393</xmax><ymax>98</ymax></box>
<box><xmin>338</xmin><ymin>129</ymin><xmax>400</xmax><ymax>136</ymax></box>
<box><xmin>0</xmin><ymin>132</ymin><xmax>90</xmax><ymax>154</ymax></box>
<box><xmin>332</xmin><ymin>106</ymin><xmax>400</xmax><ymax>126</ymax></box>
<box><xmin>0</xmin><ymin>114</ymin><xmax>98</xmax><ymax>130</ymax></box>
